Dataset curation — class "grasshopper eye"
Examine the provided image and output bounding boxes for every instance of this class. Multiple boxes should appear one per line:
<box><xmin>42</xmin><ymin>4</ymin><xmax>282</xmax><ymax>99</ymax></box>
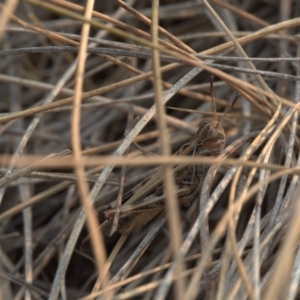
<box><xmin>217</xmin><ymin>133</ymin><xmax>225</xmax><ymax>140</ymax></box>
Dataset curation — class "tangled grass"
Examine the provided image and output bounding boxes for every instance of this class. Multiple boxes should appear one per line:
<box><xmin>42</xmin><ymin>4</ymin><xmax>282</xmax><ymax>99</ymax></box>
<box><xmin>0</xmin><ymin>1</ymin><xmax>300</xmax><ymax>299</ymax></box>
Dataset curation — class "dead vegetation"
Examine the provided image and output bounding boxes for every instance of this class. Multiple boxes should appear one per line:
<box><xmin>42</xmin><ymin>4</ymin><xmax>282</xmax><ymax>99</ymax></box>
<box><xmin>0</xmin><ymin>1</ymin><xmax>300</xmax><ymax>299</ymax></box>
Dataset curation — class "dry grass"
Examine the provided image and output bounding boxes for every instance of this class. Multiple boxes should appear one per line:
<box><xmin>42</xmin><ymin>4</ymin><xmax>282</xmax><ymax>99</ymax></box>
<box><xmin>0</xmin><ymin>1</ymin><xmax>300</xmax><ymax>299</ymax></box>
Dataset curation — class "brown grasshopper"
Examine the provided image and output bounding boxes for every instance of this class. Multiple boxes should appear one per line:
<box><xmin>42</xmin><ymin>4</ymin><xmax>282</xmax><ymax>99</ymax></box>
<box><xmin>81</xmin><ymin>79</ymin><xmax>233</xmax><ymax>250</ymax></box>
<box><xmin>100</xmin><ymin>119</ymin><xmax>225</xmax><ymax>236</ymax></box>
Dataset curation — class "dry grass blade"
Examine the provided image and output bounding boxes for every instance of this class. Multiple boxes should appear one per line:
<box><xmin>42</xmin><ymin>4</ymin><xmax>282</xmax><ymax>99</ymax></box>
<box><xmin>109</xmin><ymin>112</ymin><xmax>133</xmax><ymax>236</ymax></box>
<box><xmin>150</xmin><ymin>1</ymin><xmax>185</xmax><ymax>298</ymax></box>
<box><xmin>0</xmin><ymin>149</ymin><xmax>71</xmax><ymax>188</ymax></box>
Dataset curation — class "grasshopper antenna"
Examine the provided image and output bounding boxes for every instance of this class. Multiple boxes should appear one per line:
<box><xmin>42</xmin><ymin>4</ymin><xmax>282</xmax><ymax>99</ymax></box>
<box><xmin>210</xmin><ymin>75</ymin><xmax>218</xmax><ymax>121</ymax></box>
<box><xmin>220</xmin><ymin>92</ymin><xmax>240</xmax><ymax>123</ymax></box>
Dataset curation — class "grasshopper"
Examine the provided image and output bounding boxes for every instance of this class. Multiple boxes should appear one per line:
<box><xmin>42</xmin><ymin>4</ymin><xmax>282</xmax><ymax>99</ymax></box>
<box><xmin>99</xmin><ymin>119</ymin><xmax>225</xmax><ymax>236</ymax></box>
<box><xmin>81</xmin><ymin>78</ymin><xmax>233</xmax><ymax>250</ymax></box>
